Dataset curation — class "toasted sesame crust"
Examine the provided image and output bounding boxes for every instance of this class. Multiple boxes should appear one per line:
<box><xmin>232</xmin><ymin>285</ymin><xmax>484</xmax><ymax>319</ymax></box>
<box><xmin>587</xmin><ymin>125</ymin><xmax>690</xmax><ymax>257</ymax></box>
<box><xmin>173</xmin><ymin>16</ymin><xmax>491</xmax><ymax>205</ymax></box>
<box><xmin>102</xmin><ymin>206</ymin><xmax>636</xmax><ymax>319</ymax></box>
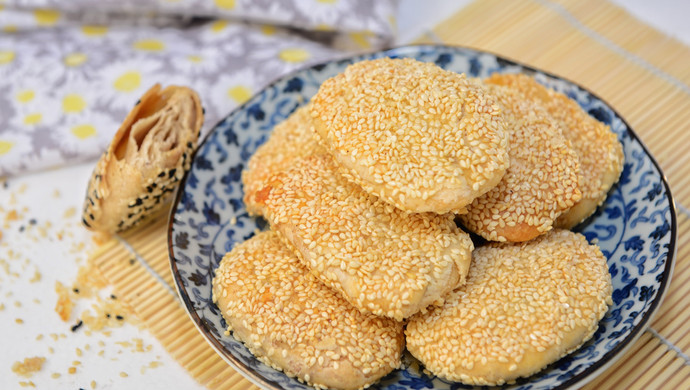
<box><xmin>212</xmin><ymin>231</ymin><xmax>404</xmax><ymax>390</ymax></box>
<box><xmin>242</xmin><ymin>105</ymin><xmax>326</xmax><ymax>216</ymax></box>
<box><xmin>82</xmin><ymin>84</ymin><xmax>202</xmax><ymax>233</ymax></box>
<box><xmin>251</xmin><ymin>153</ymin><xmax>474</xmax><ymax>320</ymax></box>
<box><xmin>405</xmin><ymin>229</ymin><xmax>612</xmax><ymax>386</ymax></box>
<box><xmin>485</xmin><ymin>73</ymin><xmax>624</xmax><ymax>229</ymax></box>
<box><xmin>310</xmin><ymin>58</ymin><xmax>510</xmax><ymax>214</ymax></box>
<box><xmin>459</xmin><ymin>83</ymin><xmax>582</xmax><ymax>242</ymax></box>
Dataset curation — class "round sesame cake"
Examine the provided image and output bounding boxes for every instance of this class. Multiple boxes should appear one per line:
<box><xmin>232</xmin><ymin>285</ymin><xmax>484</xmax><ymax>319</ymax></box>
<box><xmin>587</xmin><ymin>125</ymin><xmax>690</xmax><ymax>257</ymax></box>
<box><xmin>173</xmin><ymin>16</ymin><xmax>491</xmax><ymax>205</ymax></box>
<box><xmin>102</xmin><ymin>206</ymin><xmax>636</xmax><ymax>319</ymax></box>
<box><xmin>405</xmin><ymin>229</ymin><xmax>612</xmax><ymax>386</ymax></box>
<box><xmin>241</xmin><ymin>104</ymin><xmax>326</xmax><ymax>216</ymax></box>
<box><xmin>212</xmin><ymin>231</ymin><xmax>404</xmax><ymax>390</ymax></box>
<box><xmin>485</xmin><ymin>73</ymin><xmax>624</xmax><ymax>229</ymax></box>
<box><xmin>459</xmin><ymin>83</ymin><xmax>582</xmax><ymax>242</ymax></box>
<box><xmin>250</xmin><ymin>153</ymin><xmax>474</xmax><ymax>321</ymax></box>
<box><xmin>310</xmin><ymin>58</ymin><xmax>510</xmax><ymax>214</ymax></box>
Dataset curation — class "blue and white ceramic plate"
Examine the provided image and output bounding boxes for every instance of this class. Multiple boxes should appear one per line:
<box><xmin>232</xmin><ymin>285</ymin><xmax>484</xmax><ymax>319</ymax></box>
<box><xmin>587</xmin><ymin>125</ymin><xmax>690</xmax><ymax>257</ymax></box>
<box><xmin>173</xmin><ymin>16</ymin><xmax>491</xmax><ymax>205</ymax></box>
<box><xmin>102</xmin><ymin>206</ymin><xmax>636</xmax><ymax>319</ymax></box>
<box><xmin>168</xmin><ymin>45</ymin><xmax>676</xmax><ymax>390</ymax></box>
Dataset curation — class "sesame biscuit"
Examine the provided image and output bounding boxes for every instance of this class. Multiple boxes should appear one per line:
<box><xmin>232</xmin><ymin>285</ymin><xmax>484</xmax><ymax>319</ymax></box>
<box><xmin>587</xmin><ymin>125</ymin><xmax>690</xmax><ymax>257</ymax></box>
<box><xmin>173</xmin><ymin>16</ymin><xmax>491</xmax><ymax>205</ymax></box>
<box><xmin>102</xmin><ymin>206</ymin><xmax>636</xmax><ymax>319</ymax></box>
<box><xmin>459</xmin><ymin>83</ymin><xmax>582</xmax><ymax>242</ymax></box>
<box><xmin>406</xmin><ymin>229</ymin><xmax>612</xmax><ymax>386</ymax></box>
<box><xmin>212</xmin><ymin>231</ymin><xmax>404</xmax><ymax>390</ymax></box>
<box><xmin>485</xmin><ymin>73</ymin><xmax>624</xmax><ymax>229</ymax></box>
<box><xmin>251</xmin><ymin>153</ymin><xmax>474</xmax><ymax>320</ymax></box>
<box><xmin>310</xmin><ymin>58</ymin><xmax>510</xmax><ymax>214</ymax></box>
<box><xmin>242</xmin><ymin>104</ymin><xmax>325</xmax><ymax>215</ymax></box>
<box><xmin>82</xmin><ymin>84</ymin><xmax>202</xmax><ymax>233</ymax></box>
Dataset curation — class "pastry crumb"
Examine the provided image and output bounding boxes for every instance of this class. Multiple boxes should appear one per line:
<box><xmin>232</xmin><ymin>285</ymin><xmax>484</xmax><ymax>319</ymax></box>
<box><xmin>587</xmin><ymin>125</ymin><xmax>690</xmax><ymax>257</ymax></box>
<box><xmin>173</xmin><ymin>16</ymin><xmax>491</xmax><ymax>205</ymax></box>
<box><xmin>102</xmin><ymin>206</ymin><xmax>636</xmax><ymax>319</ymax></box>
<box><xmin>55</xmin><ymin>281</ymin><xmax>74</xmax><ymax>321</ymax></box>
<box><xmin>29</xmin><ymin>269</ymin><xmax>41</xmax><ymax>283</ymax></box>
<box><xmin>63</xmin><ymin>207</ymin><xmax>76</xmax><ymax>218</ymax></box>
<box><xmin>11</xmin><ymin>357</ymin><xmax>46</xmax><ymax>377</ymax></box>
<box><xmin>5</xmin><ymin>209</ymin><xmax>19</xmax><ymax>223</ymax></box>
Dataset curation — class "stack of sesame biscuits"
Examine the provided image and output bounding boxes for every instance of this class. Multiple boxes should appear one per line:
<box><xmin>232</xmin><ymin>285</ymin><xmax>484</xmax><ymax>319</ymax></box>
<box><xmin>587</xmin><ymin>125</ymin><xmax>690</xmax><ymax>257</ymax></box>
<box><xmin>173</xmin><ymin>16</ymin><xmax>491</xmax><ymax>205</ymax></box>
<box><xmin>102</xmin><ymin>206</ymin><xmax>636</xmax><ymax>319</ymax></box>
<box><xmin>213</xmin><ymin>57</ymin><xmax>623</xmax><ymax>389</ymax></box>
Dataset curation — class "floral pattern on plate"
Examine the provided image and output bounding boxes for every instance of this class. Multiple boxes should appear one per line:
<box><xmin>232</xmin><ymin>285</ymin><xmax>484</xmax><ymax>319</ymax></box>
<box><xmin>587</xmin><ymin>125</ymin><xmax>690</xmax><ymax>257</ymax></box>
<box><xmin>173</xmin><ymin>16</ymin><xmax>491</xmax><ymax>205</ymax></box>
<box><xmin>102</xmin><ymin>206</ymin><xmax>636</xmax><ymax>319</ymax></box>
<box><xmin>168</xmin><ymin>45</ymin><xmax>676</xmax><ymax>390</ymax></box>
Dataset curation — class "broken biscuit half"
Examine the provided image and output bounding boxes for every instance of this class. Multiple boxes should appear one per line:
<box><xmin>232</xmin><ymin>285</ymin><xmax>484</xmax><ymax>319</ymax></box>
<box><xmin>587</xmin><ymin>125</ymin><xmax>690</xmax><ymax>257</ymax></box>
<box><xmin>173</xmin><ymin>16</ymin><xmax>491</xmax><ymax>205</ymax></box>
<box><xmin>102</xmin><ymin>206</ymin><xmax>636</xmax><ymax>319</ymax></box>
<box><xmin>82</xmin><ymin>84</ymin><xmax>203</xmax><ymax>233</ymax></box>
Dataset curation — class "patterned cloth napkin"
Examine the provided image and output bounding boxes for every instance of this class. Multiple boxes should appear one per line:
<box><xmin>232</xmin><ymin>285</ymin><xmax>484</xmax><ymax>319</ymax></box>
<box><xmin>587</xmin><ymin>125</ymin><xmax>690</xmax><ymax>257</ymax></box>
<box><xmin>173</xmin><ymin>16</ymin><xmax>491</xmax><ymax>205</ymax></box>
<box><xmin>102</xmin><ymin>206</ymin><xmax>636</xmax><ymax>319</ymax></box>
<box><xmin>0</xmin><ymin>0</ymin><xmax>398</xmax><ymax>176</ymax></box>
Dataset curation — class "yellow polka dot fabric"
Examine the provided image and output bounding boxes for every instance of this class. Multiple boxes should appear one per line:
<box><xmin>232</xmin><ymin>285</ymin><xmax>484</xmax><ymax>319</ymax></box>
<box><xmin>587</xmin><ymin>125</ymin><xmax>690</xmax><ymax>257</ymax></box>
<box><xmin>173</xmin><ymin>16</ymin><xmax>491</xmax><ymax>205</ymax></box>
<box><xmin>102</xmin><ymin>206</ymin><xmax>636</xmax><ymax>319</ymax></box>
<box><xmin>0</xmin><ymin>0</ymin><xmax>398</xmax><ymax>176</ymax></box>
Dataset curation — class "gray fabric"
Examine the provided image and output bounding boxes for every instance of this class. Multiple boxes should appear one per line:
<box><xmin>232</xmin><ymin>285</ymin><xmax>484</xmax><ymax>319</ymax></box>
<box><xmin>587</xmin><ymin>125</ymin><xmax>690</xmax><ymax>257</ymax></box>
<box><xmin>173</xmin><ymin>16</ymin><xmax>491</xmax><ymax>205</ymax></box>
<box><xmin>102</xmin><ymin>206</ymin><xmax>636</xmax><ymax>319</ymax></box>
<box><xmin>0</xmin><ymin>0</ymin><xmax>398</xmax><ymax>176</ymax></box>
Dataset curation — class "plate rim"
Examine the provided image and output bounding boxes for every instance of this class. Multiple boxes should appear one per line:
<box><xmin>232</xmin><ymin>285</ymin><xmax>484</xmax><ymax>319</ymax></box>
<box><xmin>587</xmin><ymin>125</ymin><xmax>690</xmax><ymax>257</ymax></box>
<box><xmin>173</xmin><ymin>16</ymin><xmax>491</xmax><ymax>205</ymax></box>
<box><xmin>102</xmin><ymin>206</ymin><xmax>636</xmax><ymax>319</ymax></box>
<box><xmin>166</xmin><ymin>43</ymin><xmax>678</xmax><ymax>390</ymax></box>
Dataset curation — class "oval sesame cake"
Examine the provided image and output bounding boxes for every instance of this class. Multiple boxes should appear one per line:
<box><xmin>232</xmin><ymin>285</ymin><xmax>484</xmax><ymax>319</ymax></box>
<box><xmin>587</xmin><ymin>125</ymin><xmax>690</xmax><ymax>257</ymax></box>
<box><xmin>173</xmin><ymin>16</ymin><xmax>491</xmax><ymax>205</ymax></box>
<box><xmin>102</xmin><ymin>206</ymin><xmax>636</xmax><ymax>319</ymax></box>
<box><xmin>242</xmin><ymin>104</ymin><xmax>326</xmax><ymax>216</ymax></box>
<box><xmin>405</xmin><ymin>229</ymin><xmax>612</xmax><ymax>386</ymax></box>
<box><xmin>212</xmin><ymin>231</ymin><xmax>404</xmax><ymax>390</ymax></box>
<box><xmin>485</xmin><ymin>73</ymin><xmax>624</xmax><ymax>229</ymax></box>
<box><xmin>459</xmin><ymin>83</ymin><xmax>582</xmax><ymax>242</ymax></box>
<box><xmin>310</xmin><ymin>58</ymin><xmax>510</xmax><ymax>214</ymax></box>
<box><xmin>250</xmin><ymin>153</ymin><xmax>474</xmax><ymax>321</ymax></box>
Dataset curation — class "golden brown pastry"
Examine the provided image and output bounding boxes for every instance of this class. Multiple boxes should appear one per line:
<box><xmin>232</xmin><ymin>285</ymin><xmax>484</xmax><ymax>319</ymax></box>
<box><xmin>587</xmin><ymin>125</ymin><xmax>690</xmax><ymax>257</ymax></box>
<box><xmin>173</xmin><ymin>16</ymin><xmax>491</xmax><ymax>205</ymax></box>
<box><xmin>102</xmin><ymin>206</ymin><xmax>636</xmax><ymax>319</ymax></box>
<box><xmin>213</xmin><ymin>231</ymin><xmax>404</xmax><ymax>390</ymax></box>
<box><xmin>242</xmin><ymin>104</ymin><xmax>325</xmax><ymax>216</ymax></box>
<box><xmin>485</xmin><ymin>73</ymin><xmax>624</xmax><ymax>228</ymax></box>
<box><xmin>251</xmin><ymin>153</ymin><xmax>474</xmax><ymax>321</ymax></box>
<box><xmin>82</xmin><ymin>84</ymin><xmax>202</xmax><ymax>233</ymax></box>
<box><xmin>459</xmin><ymin>82</ymin><xmax>582</xmax><ymax>242</ymax></box>
<box><xmin>406</xmin><ymin>229</ymin><xmax>612</xmax><ymax>386</ymax></box>
<box><xmin>310</xmin><ymin>58</ymin><xmax>509</xmax><ymax>214</ymax></box>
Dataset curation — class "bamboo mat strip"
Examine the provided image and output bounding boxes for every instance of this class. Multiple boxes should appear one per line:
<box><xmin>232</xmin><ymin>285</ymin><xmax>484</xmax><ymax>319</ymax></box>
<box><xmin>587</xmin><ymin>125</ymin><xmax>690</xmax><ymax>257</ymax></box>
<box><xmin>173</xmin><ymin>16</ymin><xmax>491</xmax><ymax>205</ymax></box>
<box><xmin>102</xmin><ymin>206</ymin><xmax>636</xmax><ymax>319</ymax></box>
<box><xmin>92</xmin><ymin>217</ymin><xmax>255</xmax><ymax>390</ymax></box>
<box><xmin>86</xmin><ymin>1</ymin><xmax>689</xmax><ymax>389</ymax></box>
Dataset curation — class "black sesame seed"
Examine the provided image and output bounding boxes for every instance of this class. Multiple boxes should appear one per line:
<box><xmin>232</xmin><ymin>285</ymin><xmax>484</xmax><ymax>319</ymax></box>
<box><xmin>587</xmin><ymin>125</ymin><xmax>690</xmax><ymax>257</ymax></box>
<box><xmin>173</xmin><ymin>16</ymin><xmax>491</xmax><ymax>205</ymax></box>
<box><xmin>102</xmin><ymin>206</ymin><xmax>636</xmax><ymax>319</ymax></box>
<box><xmin>73</xmin><ymin>288</ymin><xmax>80</xmax><ymax>294</ymax></box>
<box><xmin>158</xmin><ymin>171</ymin><xmax>166</xmax><ymax>178</ymax></box>
<box><xmin>71</xmin><ymin>320</ymin><xmax>83</xmax><ymax>332</ymax></box>
<box><xmin>135</xmin><ymin>99</ymin><xmax>141</xmax><ymax>106</ymax></box>
<box><xmin>89</xmin><ymin>213</ymin><xmax>95</xmax><ymax>220</ymax></box>
<box><xmin>82</xmin><ymin>218</ymin><xmax>91</xmax><ymax>228</ymax></box>
<box><xmin>29</xmin><ymin>218</ymin><xmax>37</xmax><ymax>225</ymax></box>
<box><xmin>19</xmin><ymin>226</ymin><xmax>25</xmax><ymax>232</ymax></box>
<box><xmin>110</xmin><ymin>294</ymin><xmax>117</xmax><ymax>300</ymax></box>
<box><xmin>116</xmin><ymin>315</ymin><xmax>124</xmax><ymax>321</ymax></box>
<box><xmin>202</xmin><ymin>107</ymin><xmax>206</xmax><ymax>115</ymax></box>
<box><xmin>168</xmin><ymin>169</ymin><xmax>176</xmax><ymax>178</ymax></box>
<box><xmin>106</xmin><ymin>313</ymin><xmax>111</xmax><ymax>318</ymax></box>
<box><xmin>129</xmin><ymin>258</ymin><xmax>136</xmax><ymax>265</ymax></box>
<box><xmin>128</xmin><ymin>198</ymin><xmax>143</xmax><ymax>208</ymax></box>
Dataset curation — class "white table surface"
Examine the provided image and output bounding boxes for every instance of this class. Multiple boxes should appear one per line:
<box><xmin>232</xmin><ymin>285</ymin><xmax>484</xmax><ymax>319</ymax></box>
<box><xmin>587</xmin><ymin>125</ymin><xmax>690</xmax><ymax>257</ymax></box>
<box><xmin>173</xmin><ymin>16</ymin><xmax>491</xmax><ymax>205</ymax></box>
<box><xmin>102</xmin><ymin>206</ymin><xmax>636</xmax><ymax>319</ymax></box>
<box><xmin>2</xmin><ymin>1</ymin><xmax>688</xmax><ymax>389</ymax></box>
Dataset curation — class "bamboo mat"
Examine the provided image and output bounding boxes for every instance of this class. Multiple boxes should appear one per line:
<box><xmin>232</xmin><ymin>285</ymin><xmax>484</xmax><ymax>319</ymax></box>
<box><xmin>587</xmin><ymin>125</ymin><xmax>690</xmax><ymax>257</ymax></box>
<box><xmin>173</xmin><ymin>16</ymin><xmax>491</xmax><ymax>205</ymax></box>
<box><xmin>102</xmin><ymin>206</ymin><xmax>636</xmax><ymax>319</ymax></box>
<box><xmin>89</xmin><ymin>0</ymin><xmax>690</xmax><ymax>389</ymax></box>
